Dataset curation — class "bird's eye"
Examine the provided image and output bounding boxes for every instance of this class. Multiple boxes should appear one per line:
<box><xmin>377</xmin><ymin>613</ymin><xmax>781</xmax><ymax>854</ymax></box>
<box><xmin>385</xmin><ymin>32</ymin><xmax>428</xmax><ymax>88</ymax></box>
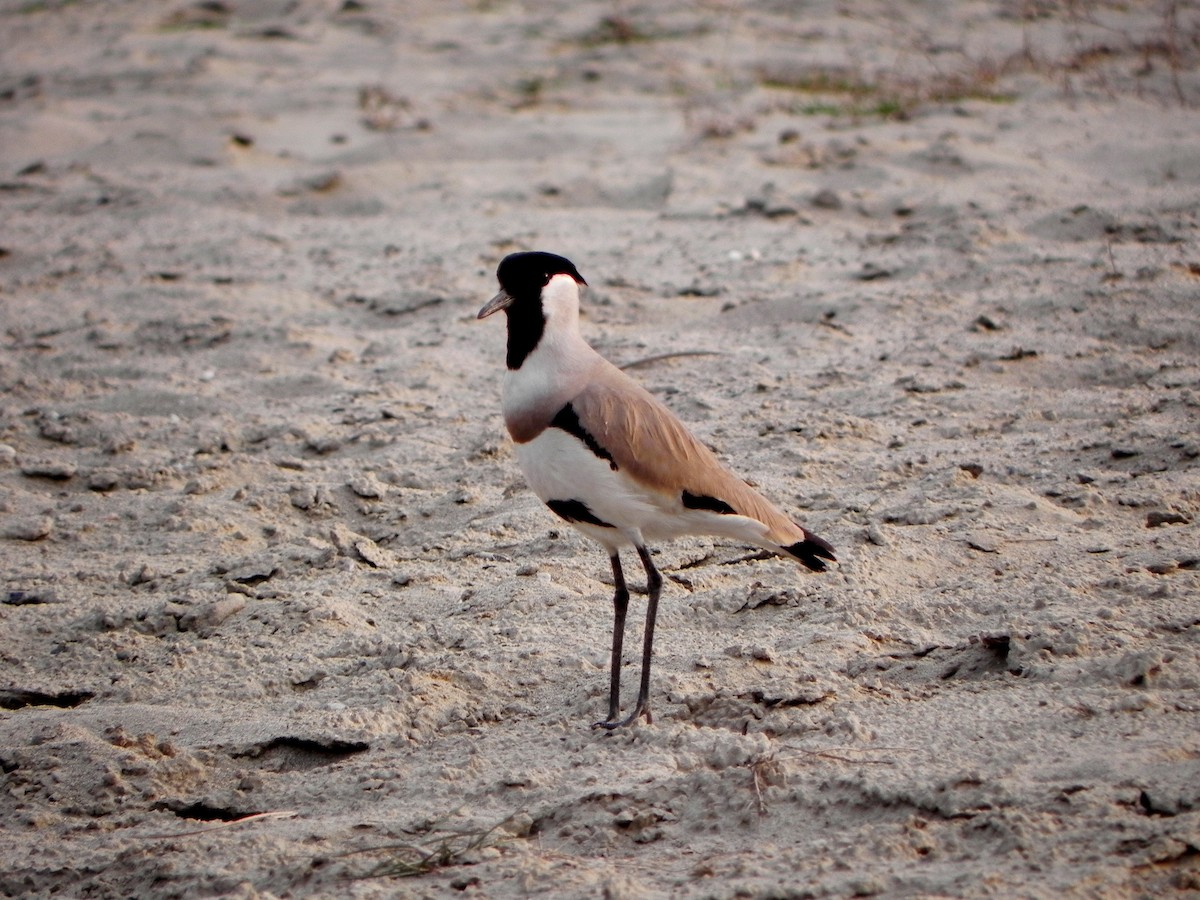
<box><xmin>541</xmin><ymin>271</ymin><xmax>552</xmax><ymax>285</ymax></box>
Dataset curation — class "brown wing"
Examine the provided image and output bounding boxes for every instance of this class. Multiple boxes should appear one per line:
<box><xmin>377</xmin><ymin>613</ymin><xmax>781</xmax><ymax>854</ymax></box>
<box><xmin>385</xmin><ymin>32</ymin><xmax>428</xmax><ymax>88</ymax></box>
<box><xmin>569</xmin><ymin>362</ymin><xmax>807</xmax><ymax>547</ymax></box>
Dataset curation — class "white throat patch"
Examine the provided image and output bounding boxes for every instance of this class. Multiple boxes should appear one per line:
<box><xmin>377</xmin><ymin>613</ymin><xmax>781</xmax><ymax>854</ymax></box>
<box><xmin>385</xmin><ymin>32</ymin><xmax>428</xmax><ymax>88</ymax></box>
<box><xmin>540</xmin><ymin>272</ymin><xmax>582</xmax><ymax>332</ymax></box>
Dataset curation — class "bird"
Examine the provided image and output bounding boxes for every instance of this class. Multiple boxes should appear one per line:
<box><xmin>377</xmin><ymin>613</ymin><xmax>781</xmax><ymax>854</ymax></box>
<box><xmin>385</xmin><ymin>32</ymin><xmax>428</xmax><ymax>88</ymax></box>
<box><xmin>478</xmin><ymin>251</ymin><xmax>835</xmax><ymax>729</ymax></box>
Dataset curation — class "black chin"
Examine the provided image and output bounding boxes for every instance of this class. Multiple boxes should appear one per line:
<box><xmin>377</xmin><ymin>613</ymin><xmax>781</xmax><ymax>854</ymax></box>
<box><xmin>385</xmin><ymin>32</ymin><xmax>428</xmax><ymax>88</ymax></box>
<box><xmin>504</xmin><ymin>302</ymin><xmax>546</xmax><ymax>370</ymax></box>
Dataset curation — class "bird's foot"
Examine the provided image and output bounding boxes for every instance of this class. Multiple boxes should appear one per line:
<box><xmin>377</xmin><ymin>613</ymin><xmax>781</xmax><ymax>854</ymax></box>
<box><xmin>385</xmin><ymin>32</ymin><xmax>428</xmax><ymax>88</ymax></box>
<box><xmin>592</xmin><ymin>703</ymin><xmax>652</xmax><ymax>731</ymax></box>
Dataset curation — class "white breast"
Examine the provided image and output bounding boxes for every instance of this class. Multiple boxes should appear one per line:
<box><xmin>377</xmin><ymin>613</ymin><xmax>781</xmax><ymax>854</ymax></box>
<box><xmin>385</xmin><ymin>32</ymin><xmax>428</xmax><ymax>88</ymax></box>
<box><xmin>514</xmin><ymin>428</ymin><xmax>656</xmax><ymax>551</ymax></box>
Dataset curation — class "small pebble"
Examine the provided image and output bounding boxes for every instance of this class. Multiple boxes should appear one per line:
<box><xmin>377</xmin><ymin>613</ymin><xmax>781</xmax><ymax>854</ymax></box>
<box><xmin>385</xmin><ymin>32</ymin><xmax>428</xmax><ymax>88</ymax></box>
<box><xmin>127</xmin><ymin>564</ymin><xmax>156</xmax><ymax>586</ymax></box>
<box><xmin>812</xmin><ymin>188</ymin><xmax>842</xmax><ymax>209</ymax></box>
<box><xmin>87</xmin><ymin>470</ymin><xmax>120</xmax><ymax>492</ymax></box>
<box><xmin>3</xmin><ymin>516</ymin><xmax>53</xmax><ymax>541</ymax></box>
<box><xmin>349</xmin><ymin>474</ymin><xmax>387</xmax><ymax>499</ymax></box>
<box><xmin>1146</xmin><ymin>510</ymin><xmax>1189</xmax><ymax>528</ymax></box>
<box><xmin>354</xmin><ymin>538</ymin><xmax>395</xmax><ymax>569</ymax></box>
<box><xmin>21</xmin><ymin>460</ymin><xmax>77</xmax><ymax>480</ymax></box>
<box><xmin>290</xmin><ymin>484</ymin><xmax>319</xmax><ymax>510</ymax></box>
<box><xmin>1145</xmin><ymin>559</ymin><xmax>1177</xmax><ymax>575</ymax></box>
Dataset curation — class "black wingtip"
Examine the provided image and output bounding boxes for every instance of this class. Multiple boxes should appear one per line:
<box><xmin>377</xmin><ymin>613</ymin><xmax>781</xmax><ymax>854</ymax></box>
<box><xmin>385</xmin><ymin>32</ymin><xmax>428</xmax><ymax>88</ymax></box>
<box><xmin>783</xmin><ymin>530</ymin><xmax>837</xmax><ymax>573</ymax></box>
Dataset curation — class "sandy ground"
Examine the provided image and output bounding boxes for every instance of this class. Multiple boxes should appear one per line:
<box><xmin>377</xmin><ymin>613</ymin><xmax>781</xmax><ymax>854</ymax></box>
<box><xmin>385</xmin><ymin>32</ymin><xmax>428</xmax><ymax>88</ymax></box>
<box><xmin>2</xmin><ymin>1</ymin><xmax>1199</xmax><ymax>897</ymax></box>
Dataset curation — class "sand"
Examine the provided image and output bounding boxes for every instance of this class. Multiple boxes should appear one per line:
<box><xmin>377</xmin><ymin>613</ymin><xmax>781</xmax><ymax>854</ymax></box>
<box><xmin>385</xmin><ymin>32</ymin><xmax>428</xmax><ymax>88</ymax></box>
<box><xmin>2</xmin><ymin>1</ymin><xmax>1199</xmax><ymax>896</ymax></box>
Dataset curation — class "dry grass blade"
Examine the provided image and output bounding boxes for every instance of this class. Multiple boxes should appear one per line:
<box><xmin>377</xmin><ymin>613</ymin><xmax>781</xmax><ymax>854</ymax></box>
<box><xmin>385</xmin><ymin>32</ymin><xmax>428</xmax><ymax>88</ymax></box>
<box><xmin>350</xmin><ymin>814</ymin><xmax>519</xmax><ymax>880</ymax></box>
<box><xmin>619</xmin><ymin>350</ymin><xmax>723</xmax><ymax>370</ymax></box>
<box><xmin>743</xmin><ymin>745</ymin><xmax>909</xmax><ymax>815</ymax></box>
<box><xmin>748</xmin><ymin>755</ymin><xmax>779</xmax><ymax>817</ymax></box>
<box><xmin>142</xmin><ymin>810</ymin><xmax>298</xmax><ymax>840</ymax></box>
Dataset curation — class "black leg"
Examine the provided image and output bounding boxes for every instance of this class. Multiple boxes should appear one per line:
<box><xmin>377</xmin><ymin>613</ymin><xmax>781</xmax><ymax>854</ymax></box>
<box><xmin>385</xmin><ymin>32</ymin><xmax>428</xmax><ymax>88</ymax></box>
<box><xmin>595</xmin><ymin>552</ymin><xmax>629</xmax><ymax>727</ymax></box>
<box><xmin>631</xmin><ymin>544</ymin><xmax>662</xmax><ymax>723</ymax></box>
<box><xmin>595</xmin><ymin>544</ymin><xmax>661</xmax><ymax>730</ymax></box>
